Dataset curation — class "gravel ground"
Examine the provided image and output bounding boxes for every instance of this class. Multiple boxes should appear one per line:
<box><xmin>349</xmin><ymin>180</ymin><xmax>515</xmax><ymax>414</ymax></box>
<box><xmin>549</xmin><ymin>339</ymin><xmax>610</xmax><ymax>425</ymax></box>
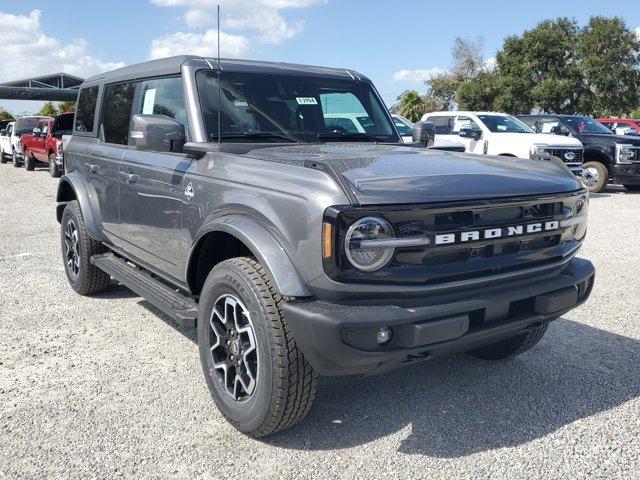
<box><xmin>0</xmin><ymin>164</ymin><xmax>638</xmax><ymax>480</ymax></box>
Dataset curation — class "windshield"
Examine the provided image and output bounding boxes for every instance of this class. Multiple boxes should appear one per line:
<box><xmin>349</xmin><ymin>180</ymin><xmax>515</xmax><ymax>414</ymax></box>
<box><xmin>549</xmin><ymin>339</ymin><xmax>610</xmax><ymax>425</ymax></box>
<box><xmin>15</xmin><ymin>117</ymin><xmax>47</xmax><ymax>136</ymax></box>
<box><xmin>196</xmin><ymin>71</ymin><xmax>397</xmax><ymax>143</ymax></box>
<box><xmin>477</xmin><ymin>114</ymin><xmax>533</xmax><ymax>133</ymax></box>
<box><xmin>564</xmin><ymin>116</ymin><xmax>612</xmax><ymax>135</ymax></box>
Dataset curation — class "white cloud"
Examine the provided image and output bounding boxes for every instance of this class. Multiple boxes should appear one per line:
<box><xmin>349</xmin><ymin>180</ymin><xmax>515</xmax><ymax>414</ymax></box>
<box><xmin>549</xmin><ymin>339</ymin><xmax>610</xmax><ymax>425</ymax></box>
<box><xmin>483</xmin><ymin>57</ymin><xmax>497</xmax><ymax>71</ymax></box>
<box><xmin>0</xmin><ymin>10</ymin><xmax>124</xmax><ymax>82</ymax></box>
<box><xmin>149</xmin><ymin>29</ymin><xmax>249</xmax><ymax>59</ymax></box>
<box><xmin>635</xmin><ymin>27</ymin><xmax>640</xmax><ymax>40</ymax></box>
<box><xmin>391</xmin><ymin>67</ymin><xmax>446</xmax><ymax>83</ymax></box>
<box><xmin>150</xmin><ymin>0</ymin><xmax>324</xmax><ymax>45</ymax></box>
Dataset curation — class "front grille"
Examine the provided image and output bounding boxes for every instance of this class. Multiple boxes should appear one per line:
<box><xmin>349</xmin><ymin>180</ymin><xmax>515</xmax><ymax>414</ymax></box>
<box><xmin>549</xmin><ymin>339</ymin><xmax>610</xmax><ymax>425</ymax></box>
<box><xmin>547</xmin><ymin>148</ymin><xmax>583</xmax><ymax>164</ymax></box>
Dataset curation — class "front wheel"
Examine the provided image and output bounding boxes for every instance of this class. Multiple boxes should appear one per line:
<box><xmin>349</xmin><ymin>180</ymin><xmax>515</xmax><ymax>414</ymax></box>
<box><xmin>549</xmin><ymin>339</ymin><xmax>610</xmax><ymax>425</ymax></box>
<box><xmin>0</xmin><ymin>148</ymin><xmax>7</xmax><ymax>164</ymax></box>
<box><xmin>49</xmin><ymin>153</ymin><xmax>61</xmax><ymax>178</ymax></box>
<box><xmin>582</xmin><ymin>161</ymin><xmax>609</xmax><ymax>193</ymax></box>
<box><xmin>25</xmin><ymin>152</ymin><xmax>36</xmax><ymax>171</ymax></box>
<box><xmin>467</xmin><ymin>322</ymin><xmax>549</xmax><ymax>360</ymax></box>
<box><xmin>60</xmin><ymin>201</ymin><xmax>111</xmax><ymax>295</ymax></box>
<box><xmin>198</xmin><ymin>257</ymin><xmax>317</xmax><ymax>437</ymax></box>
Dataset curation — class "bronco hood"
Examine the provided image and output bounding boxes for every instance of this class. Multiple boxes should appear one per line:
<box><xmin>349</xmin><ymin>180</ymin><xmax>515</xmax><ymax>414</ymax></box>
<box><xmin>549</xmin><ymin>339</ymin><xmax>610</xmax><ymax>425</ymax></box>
<box><xmin>245</xmin><ymin>144</ymin><xmax>582</xmax><ymax>205</ymax></box>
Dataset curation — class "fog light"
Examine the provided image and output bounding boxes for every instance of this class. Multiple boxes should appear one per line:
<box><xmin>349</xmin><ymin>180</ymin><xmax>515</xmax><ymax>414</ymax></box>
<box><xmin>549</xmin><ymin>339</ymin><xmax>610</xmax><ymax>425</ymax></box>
<box><xmin>376</xmin><ymin>327</ymin><xmax>393</xmax><ymax>345</ymax></box>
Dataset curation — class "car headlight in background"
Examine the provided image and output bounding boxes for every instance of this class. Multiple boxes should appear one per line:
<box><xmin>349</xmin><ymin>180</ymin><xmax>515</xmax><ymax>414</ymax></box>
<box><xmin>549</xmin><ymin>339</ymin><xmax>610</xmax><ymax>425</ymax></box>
<box><xmin>615</xmin><ymin>144</ymin><xmax>635</xmax><ymax>164</ymax></box>
<box><xmin>529</xmin><ymin>144</ymin><xmax>549</xmax><ymax>158</ymax></box>
<box><xmin>344</xmin><ymin>216</ymin><xmax>395</xmax><ymax>271</ymax></box>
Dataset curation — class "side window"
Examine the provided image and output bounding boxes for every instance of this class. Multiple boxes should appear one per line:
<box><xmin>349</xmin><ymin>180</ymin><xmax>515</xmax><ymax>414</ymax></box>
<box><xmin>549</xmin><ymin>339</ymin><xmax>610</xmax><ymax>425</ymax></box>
<box><xmin>75</xmin><ymin>86</ymin><xmax>99</xmax><ymax>133</ymax></box>
<box><xmin>138</xmin><ymin>77</ymin><xmax>188</xmax><ymax>137</ymax></box>
<box><xmin>451</xmin><ymin>116</ymin><xmax>480</xmax><ymax>134</ymax></box>
<box><xmin>7</xmin><ymin>124</ymin><xmax>12</xmax><ymax>135</ymax></box>
<box><xmin>101</xmin><ymin>82</ymin><xmax>136</xmax><ymax>145</ymax></box>
<box><xmin>427</xmin><ymin>116</ymin><xmax>453</xmax><ymax>135</ymax></box>
<box><xmin>41</xmin><ymin>122</ymin><xmax>48</xmax><ymax>136</ymax></box>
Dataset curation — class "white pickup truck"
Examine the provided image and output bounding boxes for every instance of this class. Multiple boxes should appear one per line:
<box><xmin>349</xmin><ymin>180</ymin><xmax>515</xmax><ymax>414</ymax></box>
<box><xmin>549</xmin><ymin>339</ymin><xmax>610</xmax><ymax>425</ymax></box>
<box><xmin>421</xmin><ymin>111</ymin><xmax>584</xmax><ymax>175</ymax></box>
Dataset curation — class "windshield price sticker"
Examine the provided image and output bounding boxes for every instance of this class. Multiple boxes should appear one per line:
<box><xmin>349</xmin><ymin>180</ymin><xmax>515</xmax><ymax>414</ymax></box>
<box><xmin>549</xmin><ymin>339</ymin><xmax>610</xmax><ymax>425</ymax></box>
<box><xmin>296</xmin><ymin>97</ymin><xmax>318</xmax><ymax>105</ymax></box>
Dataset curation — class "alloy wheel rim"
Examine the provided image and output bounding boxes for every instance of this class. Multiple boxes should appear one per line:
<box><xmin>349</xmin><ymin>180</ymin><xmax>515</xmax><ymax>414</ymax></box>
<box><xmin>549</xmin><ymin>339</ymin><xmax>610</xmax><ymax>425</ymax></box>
<box><xmin>64</xmin><ymin>219</ymin><xmax>80</xmax><ymax>277</ymax></box>
<box><xmin>208</xmin><ymin>294</ymin><xmax>258</xmax><ymax>401</ymax></box>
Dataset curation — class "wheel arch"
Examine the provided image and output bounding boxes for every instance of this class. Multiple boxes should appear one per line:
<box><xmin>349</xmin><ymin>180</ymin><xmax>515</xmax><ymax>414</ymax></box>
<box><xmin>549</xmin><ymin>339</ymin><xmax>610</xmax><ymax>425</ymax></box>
<box><xmin>186</xmin><ymin>217</ymin><xmax>312</xmax><ymax>298</ymax></box>
<box><xmin>55</xmin><ymin>172</ymin><xmax>104</xmax><ymax>241</ymax></box>
<box><xmin>583</xmin><ymin>149</ymin><xmax>611</xmax><ymax>169</ymax></box>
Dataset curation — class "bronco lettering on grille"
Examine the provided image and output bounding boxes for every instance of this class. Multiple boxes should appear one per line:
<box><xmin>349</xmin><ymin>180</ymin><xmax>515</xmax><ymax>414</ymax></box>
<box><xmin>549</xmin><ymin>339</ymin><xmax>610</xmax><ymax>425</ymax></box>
<box><xmin>434</xmin><ymin>221</ymin><xmax>560</xmax><ymax>245</ymax></box>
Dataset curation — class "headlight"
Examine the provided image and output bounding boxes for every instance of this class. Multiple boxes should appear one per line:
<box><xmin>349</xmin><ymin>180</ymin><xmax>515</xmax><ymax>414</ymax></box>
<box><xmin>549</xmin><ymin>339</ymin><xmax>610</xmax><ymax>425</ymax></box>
<box><xmin>573</xmin><ymin>196</ymin><xmax>588</xmax><ymax>240</ymax></box>
<box><xmin>615</xmin><ymin>144</ymin><xmax>635</xmax><ymax>164</ymax></box>
<box><xmin>344</xmin><ymin>216</ymin><xmax>395</xmax><ymax>271</ymax></box>
<box><xmin>530</xmin><ymin>144</ymin><xmax>549</xmax><ymax>158</ymax></box>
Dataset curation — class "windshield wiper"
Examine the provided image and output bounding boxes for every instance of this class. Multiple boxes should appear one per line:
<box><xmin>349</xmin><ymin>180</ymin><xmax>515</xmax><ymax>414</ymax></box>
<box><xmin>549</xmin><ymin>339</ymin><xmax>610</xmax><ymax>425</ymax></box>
<box><xmin>317</xmin><ymin>132</ymin><xmax>383</xmax><ymax>142</ymax></box>
<box><xmin>219</xmin><ymin>132</ymin><xmax>298</xmax><ymax>143</ymax></box>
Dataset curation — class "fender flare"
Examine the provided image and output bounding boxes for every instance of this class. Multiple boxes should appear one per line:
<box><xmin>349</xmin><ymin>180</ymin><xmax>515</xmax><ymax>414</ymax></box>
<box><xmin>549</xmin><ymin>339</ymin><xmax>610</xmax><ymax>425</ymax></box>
<box><xmin>55</xmin><ymin>171</ymin><xmax>105</xmax><ymax>242</ymax></box>
<box><xmin>583</xmin><ymin>147</ymin><xmax>613</xmax><ymax>167</ymax></box>
<box><xmin>187</xmin><ymin>216</ymin><xmax>312</xmax><ymax>298</ymax></box>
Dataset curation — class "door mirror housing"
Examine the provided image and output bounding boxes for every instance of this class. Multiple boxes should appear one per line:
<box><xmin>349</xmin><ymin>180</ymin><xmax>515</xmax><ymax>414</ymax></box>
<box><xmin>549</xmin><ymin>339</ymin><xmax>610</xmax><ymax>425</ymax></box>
<box><xmin>131</xmin><ymin>114</ymin><xmax>185</xmax><ymax>153</ymax></box>
<box><xmin>32</xmin><ymin>128</ymin><xmax>41</xmax><ymax>137</ymax></box>
<box><xmin>0</xmin><ymin>129</ymin><xmax>6</xmax><ymax>136</ymax></box>
<box><xmin>459</xmin><ymin>125</ymin><xmax>481</xmax><ymax>141</ymax></box>
<box><xmin>411</xmin><ymin>121</ymin><xmax>436</xmax><ymax>148</ymax></box>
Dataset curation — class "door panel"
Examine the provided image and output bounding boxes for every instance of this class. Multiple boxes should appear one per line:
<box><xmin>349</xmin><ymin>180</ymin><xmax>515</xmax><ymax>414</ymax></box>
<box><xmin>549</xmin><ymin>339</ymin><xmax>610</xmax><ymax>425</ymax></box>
<box><xmin>117</xmin><ymin>151</ymin><xmax>192</xmax><ymax>279</ymax></box>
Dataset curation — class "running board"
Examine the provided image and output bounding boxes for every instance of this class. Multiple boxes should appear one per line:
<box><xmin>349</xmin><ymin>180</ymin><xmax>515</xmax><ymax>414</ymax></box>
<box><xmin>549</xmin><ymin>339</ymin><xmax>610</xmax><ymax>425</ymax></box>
<box><xmin>91</xmin><ymin>253</ymin><xmax>198</xmax><ymax>328</ymax></box>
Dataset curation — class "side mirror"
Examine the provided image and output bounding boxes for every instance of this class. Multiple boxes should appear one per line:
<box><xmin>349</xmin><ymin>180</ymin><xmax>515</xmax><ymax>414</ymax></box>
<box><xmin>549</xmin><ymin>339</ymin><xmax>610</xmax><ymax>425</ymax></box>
<box><xmin>131</xmin><ymin>114</ymin><xmax>185</xmax><ymax>152</ymax></box>
<box><xmin>411</xmin><ymin>121</ymin><xmax>436</xmax><ymax>148</ymax></box>
<box><xmin>0</xmin><ymin>129</ymin><xmax>6</xmax><ymax>136</ymax></box>
<box><xmin>459</xmin><ymin>125</ymin><xmax>481</xmax><ymax>141</ymax></box>
<box><xmin>32</xmin><ymin>128</ymin><xmax>41</xmax><ymax>137</ymax></box>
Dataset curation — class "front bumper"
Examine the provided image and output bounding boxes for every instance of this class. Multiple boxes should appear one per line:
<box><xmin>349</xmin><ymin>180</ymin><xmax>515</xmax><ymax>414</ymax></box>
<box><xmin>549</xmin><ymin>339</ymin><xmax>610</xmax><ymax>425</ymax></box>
<box><xmin>612</xmin><ymin>163</ymin><xmax>640</xmax><ymax>185</ymax></box>
<box><xmin>283</xmin><ymin>257</ymin><xmax>595</xmax><ymax>376</ymax></box>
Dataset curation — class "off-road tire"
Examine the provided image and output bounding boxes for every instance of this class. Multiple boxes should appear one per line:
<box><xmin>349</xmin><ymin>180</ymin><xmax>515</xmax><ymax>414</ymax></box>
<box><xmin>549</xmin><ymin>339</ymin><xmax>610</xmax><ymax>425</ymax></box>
<box><xmin>467</xmin><ymin>322</ymin><xmax>549</xmax><ymax>360</ymax></box>
<box><xmin>624</xmin><ymin>185</ymin><xmax>640</xmax><ymax>192</ymax></box>
<box><xmin>60</xmin><ymin>200</ymin><xmax>111</xmax><ymax>295</ymax></box>
<box><xmin>12</xmin><ymin>149</ymin><xmax>21</xmax><ymax>168</ymax></box>
<box><xmin>49</xmin><ymin>153</ymin><xmax>61</xmax><ymax>178</ymax></box>
<box><xmin>0</xmin><ymin>148</ymin><xmax>7</xmax><ymax>164</ymax></box>
<box><xmin>25</xmin><ymin>152</ymin><xmax>36</xmax><ymax>171</ymax></box>
<box><xmin>582</xmin><ymin>161</ymin><xmax>608</xmax><ymax>193</ymax></box>
<box><xmin>198</xmin><ymin>257</ymin><xmax>317</xmax><ymax>437</ymax></box>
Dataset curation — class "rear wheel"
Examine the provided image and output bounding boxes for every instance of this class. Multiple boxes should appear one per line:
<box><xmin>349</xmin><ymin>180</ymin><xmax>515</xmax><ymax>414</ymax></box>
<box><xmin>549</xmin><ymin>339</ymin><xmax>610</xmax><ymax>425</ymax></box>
<box><xmin>582</xmin><ymin>161</ymin><xmax>608</xmax><ymax>193</ymax></box>
<box><xmin>60</xmin><ymin>201</ymin><xmax>111</xmax><ymax>295</ymax></box>
<box><xmin>49</xmin><ymin>153</ymin><xmax>61</xmax><ymax>178</ymax></box>
<box><xmin>12</xmin><ymin>149</ymin><xmax>21</xmax><ymax>168</ymax></box>
<box><xmin>467</xmin><ymin>323</ymin><xmax>549</xmax><ymax>360</ymax></box>
<box><xmin>0</xmin><ymin>147</ymin><xmax>7</xmax><ymax>164</ymax></box>
<box><xmin>198</xmin><ymin>257</ymin><xmax>317</xmax><ymax>437</ymax></box>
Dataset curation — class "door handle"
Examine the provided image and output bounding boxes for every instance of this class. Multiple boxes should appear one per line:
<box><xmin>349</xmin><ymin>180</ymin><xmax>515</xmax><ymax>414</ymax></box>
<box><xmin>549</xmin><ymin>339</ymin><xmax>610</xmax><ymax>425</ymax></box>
<box><xmin>124</xmin><ymin>173</ymin><xmax>138</xmax><ymax>184</ymax></box>
<box><xmin>89</xmin><ymin>164</ymin><xmax>99</xmax><ymax>174</ymax></box>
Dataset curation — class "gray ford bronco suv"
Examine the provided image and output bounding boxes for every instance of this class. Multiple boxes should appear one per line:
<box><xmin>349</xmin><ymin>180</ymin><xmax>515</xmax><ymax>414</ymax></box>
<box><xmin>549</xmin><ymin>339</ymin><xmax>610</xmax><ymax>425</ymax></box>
<box><xmin>57</xmin><ymin>56</ymin><xmax>595</xmax><ymax>437</ymax></box>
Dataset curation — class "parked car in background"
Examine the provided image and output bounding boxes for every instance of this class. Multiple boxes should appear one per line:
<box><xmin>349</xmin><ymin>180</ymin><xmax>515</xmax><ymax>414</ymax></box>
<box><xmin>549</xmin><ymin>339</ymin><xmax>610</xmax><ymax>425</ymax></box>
<box><xmin>421</xmin><ymin>111</ymin><xmax>585</xmax><ymax>177</ymax></box>
<box><xmin>519</xmin><ymin>114</ymin><xmax>640</xmax><ymax>193</ymax></box>
<box><xmin>597</xmin><ymin>118</ymin><xmax>640</xmax><ymax>137</ymax></box>
<box><xmin>8</xmin><ymin>116</ymin><xmax>50</xmax><ymax>167</ymax></box>
<box><xmin>0</xmin><ymin>119</ymin><xmax>13</xmax><ymax>132</ymax></box>
<box><xmin>20</xmin><ymin>112</ymin><xmax>74</xmax><ymax>177</ymax></box>
<box><xmin>392</xmin><ymin>114</ymin><xmax>465</xmax><ymax>151</ymax></box>
<box><xmin>0</xmin><ymin>121</ymin><xmax>15</xmax><ymax>164</ymax></box>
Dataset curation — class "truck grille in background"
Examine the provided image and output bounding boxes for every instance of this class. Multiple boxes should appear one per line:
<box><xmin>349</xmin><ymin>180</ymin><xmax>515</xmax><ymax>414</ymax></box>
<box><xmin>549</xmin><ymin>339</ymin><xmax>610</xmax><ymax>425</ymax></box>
<box><xmin>547</xmin><ymin>148</ymin><xmax>583</xmax><ymax>164</ymax></box>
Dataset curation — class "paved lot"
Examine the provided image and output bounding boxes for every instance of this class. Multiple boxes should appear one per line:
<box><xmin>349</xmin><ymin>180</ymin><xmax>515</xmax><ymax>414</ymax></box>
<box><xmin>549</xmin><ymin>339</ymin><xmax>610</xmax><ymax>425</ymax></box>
<box><xmin>0</xmin><ymin>164</ymin><xmax>638</xmax><ymax>479</ymax></box>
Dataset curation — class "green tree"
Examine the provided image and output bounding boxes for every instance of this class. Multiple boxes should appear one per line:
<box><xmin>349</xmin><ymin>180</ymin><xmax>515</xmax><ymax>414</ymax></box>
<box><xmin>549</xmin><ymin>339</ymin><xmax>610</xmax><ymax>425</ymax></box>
<box><xmin>0</xmin><ymin>107</ymin><xmax>13</xmax><ymax>121</ymax></box>
<box><xmin>38</xmin><ymin>102</ymin><xmax>57</xmax><ymax>117</ymax></box>
<box><xmin>457</xmin><ymin>71</ymin><xmax>500</xmax><ymax>110</ymax></box>
<box><xmin>57</xmin><ymin>101</ymin><xmax>76</xmax><ymax>113</ymax></box>
<box><xmin>577</xmin><ymin>16</ymin><xmax>640</xmax><ymax>116</ymax></box>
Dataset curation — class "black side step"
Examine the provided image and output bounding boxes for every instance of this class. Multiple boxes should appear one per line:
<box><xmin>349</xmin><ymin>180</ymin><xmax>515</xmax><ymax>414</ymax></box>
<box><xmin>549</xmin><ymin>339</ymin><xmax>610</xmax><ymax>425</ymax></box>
<box><xmin>91</xmin><ymin>253</ymin><xmax>198</xmax><ymax>328</ymax></box>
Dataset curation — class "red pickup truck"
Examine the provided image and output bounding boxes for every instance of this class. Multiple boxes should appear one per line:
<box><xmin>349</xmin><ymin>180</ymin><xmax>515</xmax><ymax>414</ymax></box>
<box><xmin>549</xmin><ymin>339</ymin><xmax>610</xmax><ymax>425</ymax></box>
<box><xmin>20</xmin><ymin>112</ymin><xmax>74</xmax><ymax>177</ymax></box>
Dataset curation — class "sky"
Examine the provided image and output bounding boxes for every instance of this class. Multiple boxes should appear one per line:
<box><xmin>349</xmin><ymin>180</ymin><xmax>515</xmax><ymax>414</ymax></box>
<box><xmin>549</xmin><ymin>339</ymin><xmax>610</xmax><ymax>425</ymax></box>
<box><xmin>1</xmin><ymin>0</ymin><xmax>639</xmax><ymax>115</ymax></box>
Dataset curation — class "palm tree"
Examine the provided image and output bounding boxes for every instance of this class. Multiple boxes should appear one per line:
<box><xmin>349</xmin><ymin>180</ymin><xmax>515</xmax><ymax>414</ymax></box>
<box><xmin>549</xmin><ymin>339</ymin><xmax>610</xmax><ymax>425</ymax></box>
<box><xmin>395</xmin><ymin>90</ymin><xmax>426</xmax><ymax>122</ymax></box>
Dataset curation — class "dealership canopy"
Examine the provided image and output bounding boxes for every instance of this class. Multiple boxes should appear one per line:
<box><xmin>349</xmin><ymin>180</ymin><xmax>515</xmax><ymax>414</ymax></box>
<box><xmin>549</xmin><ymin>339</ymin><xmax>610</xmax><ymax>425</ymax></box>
<box><xmin>0</xmin><ymin>73</ymin><xmax>83</xmax><ymax>101</ymax></box>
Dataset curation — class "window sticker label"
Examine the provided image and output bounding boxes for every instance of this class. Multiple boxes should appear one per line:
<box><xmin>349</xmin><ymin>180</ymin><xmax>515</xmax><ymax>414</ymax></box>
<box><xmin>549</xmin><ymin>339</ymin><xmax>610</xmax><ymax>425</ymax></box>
<box><xmin>296</xmin><ymin>97</ymin><xmax>318</xmax><ymax>105</ymax></box>
<box><xmin>233</xmin><ymin>100</ymin><xmax>248</xmax><ymax>107</ymax></box>
<box><xmin>142</xmin><ymin>89</ymin><xmax>157</xmax><ymax>114</ymax></box>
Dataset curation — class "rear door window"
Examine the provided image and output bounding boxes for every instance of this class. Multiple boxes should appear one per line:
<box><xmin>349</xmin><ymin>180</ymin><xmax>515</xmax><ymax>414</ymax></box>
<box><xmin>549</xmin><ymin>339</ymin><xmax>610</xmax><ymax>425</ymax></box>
<box><xmin>75</xmin><ymin>86</ymin><xmax>99</xmax><ymax>133</ymax></box>
<box><xmin>426</xmin><ymin>115</ymin><xmax>453</xmax><ymax>135</ymax></box>
<box><xmin>101</xmin><ymin>83</ymin><xmax>136</xmax><ymax>145</ymax></box>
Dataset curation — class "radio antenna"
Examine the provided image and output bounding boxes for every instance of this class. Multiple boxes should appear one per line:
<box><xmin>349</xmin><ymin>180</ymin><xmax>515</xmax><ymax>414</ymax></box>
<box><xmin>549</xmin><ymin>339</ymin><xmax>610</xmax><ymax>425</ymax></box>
<box><xmin>217</xmin><ymin>4</ymin><xmax>221</xmax><ymax>144</ymax></box>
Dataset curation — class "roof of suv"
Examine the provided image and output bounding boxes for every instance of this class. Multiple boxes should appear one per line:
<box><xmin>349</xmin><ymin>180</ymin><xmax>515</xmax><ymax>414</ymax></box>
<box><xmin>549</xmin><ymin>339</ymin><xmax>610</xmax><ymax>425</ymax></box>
<box><xmin>84</xmin><ymin>55</ymin><xmax>367</xmax><ymax>86</ymax></box>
